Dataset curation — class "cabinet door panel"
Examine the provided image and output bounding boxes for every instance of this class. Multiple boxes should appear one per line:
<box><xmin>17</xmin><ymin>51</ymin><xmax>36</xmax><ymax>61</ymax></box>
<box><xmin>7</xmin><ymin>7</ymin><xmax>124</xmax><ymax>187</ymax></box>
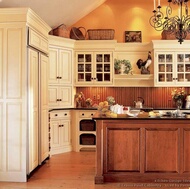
<box><xmin>49</xmin><ymin>48</ymin><xmax>59</xmax><ymax>84</ymax></box>
<box><xmin>61</xmin><ymin>120</ymin><xmax>70</xmax><ymax>146</ymax></box>
<box><xmin>28</xmin><ymin>48</ymin><xmax>39</xmax><ymax>172</ymax></box>
<box><xmin>51</xmin><ymin>120</ymin><xmax>61</xmax><ymax>148</ymax></box>
<box><xmin>39</xmin><ymin>54</ymin><xmax>49</xmax><ymax>163</ymax></box>
<box><xmin>0</xmin><ymin>28</ymin><xmax>2</xmax><ymax>99</ymax></box>
<box><xmin>59</xmin><ymin>87</ymin><xmax>72</xmax><ymax>107</ymax></box>
<box><xmin>59</xmin><ymin>50</ymin><xmax>72</xmax><ymax>84</ymax></box>
<box><xmin>48</xmin><ymin>86</ymin><xmax>59</xmax><ymax>106</ymax></box>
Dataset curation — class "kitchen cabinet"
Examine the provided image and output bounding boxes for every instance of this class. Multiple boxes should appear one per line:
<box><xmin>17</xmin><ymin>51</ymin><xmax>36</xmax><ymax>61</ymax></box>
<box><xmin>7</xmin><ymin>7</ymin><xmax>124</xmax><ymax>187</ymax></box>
<box><xmin>0</xmin><ymin>8</ymin><xmax>51</xmax><ymax>182</ymax></box>
<box><xmin>50</xmin><ymin>110</ymin><xmax>72</xmax><ymax>155</ymax></box>
<box><xmin>71</xmin><ymin>110</ymin><xmax>96</xmax><ymax>152</ymax></box>
<box><xmin>75</xmin><ymin>52</ymin><xmax>113</xmax><ymax>86</ymax></box>
<box><xmin>48</xmin><ymin>86</ymin><xmax>72</xmax><ymax>107</ymax></box>
<box><xmin>153</xmin><ymin>40</ymin><xmax>190</xmax><ymax>86</ymax></box>
<box><xmin>48</xmin><ymin>35</ymin><xmax>75</xmax><ymax>108</ymax></box>
<box><xmin>28</xmin><ymin>48</ymin><xmax>49</xmax><ymax>173</ymax></box>
<box><xmin>74</xmin><ymin>40</ymin><xmax>116</xmax><ymax>86</ymax></box>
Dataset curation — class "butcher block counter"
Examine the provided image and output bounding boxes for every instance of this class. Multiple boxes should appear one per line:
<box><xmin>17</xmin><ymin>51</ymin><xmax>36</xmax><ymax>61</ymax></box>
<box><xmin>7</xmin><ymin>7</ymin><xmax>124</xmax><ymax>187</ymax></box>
<box><xmin>92</xmin><ymin>111</ymin><xmax>190</xmax><ymax>184</ymax></box>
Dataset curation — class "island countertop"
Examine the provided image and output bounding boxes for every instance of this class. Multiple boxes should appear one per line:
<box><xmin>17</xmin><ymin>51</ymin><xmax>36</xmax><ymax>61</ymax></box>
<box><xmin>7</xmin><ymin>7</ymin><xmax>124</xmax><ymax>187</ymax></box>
<box><xmin>92</xmin><ymin>111</ymin><xmax>190</xmax><ymax>120</ymax></box>
<box><xmin>93</xmin><ymin>112</ymin><xmax>190</xmax><ymax>184</ymax></box>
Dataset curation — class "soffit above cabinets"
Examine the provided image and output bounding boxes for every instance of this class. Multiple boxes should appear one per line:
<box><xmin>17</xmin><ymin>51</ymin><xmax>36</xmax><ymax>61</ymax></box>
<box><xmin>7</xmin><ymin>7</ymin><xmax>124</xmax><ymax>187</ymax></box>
<box><xmin>0</xmin><ymin>0</ymin><xmax>107</xmax><ymax>28</ymax></box>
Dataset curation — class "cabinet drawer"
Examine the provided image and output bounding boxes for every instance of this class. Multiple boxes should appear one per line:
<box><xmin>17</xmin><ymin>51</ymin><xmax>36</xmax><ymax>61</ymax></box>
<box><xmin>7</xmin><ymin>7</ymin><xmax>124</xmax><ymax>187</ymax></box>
<box><xmin>28</xmin><ymin>28</ymin><xmax>48</xmax><ymax>54</ymax></box>
<box><xmin>50</xmin><ymin>111</ymin><xmax>70</xmax><ymax>119</ymax></box>
<box><xmin>79</xmin><ymin>111</ymin><xmax>96</xmax><ymax>118</ymax></box>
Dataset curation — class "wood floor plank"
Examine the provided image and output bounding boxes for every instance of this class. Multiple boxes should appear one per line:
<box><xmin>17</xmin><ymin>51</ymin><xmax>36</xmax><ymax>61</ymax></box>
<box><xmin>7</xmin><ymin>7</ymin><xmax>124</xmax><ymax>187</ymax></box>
<box><xmin>0</xmin><ymin>151</ymin><xmax>189</xmax><ymax>189</ymax></box>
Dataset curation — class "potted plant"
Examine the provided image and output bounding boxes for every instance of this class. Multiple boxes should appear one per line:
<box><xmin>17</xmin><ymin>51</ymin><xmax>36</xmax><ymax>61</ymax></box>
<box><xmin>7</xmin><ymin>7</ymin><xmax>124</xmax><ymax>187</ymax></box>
<box><xmin>114</xmin><ymin>59</ymin><xmax>132</xmax><ymax>74</ymax></box>
<box><xmin>114</xmin><ymin>59</ymin><xmax>121</xmax><ymax>74</ymax></box>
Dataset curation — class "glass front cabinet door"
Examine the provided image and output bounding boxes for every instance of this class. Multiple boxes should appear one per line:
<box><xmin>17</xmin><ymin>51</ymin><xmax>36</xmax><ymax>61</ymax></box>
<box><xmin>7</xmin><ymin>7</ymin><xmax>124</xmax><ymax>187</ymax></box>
<box><xmin>155</xmin><ymin>52</ymin><xmax>190</xmax><ymax>86</ymax></box>
<box><xmin>75</xmin><ymin>52</ymin><xmax>113</xmax><ymax>86</ymax></box>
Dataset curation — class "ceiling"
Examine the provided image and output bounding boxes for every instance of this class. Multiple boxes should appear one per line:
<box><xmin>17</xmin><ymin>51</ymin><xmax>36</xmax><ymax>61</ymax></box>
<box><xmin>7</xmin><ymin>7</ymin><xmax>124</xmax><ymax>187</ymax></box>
<box><xmin>0</xmin><ymin>0</ymin><xmax>107</xmax><ymax>29</ymax></box>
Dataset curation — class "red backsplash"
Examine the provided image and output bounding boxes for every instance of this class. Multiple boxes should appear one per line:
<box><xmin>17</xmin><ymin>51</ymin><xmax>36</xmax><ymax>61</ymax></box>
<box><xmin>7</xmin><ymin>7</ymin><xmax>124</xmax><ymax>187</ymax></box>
<box><xmin>76</xmin><ymin>87</ymin><xmax>190</xmax><ymax>108</ymax></box>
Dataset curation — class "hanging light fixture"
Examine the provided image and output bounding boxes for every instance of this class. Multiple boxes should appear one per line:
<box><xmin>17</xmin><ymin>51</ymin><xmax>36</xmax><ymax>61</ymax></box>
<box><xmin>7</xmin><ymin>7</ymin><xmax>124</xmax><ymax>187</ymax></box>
<box><xmin>149</xmin><ymin>0</ymin><xmax>190</xmax><ymax>44</ymax></box>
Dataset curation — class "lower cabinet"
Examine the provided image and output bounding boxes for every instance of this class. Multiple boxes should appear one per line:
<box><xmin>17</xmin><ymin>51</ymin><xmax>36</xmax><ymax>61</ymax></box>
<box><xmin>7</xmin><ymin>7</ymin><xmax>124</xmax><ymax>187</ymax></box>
<box><xmin>72</xmin><ymin>110</ymin><xmax>97</xmax><ymax>152</ymax></box>
<box><xmin>49</xmin><ymin>110</ymin><xmax>72</xmax><ymax>155</ymax></box>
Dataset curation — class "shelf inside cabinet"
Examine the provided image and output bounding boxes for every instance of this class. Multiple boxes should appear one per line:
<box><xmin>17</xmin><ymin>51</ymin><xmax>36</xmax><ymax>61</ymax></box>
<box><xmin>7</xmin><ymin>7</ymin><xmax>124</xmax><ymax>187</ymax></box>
<box><xmin>114</xmin><ymin>74</ymin><xmax>154</xmax><ymax>87</ymax></box>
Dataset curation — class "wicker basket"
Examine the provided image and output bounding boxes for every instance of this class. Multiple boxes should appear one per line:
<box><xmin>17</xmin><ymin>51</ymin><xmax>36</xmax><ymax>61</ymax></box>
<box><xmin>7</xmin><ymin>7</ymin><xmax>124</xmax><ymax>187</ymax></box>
<box><xmin>70</xmin><ymin>27</ymin><xmax>86</xmax><ymax>40</ymax></box>
<box><xmin>87</xmin><ymin>29</ymin><xmax>115</xmax><ymax>40</ymax></box>
<box><xmin>162</xmin><ymin>30</ymin><xmax>190</xmax><ymax>40</ymax></box>
<box><xmin>52</xmin><ymin>24</ymin><xmax>70</xmax><ymax>38</ymax></box>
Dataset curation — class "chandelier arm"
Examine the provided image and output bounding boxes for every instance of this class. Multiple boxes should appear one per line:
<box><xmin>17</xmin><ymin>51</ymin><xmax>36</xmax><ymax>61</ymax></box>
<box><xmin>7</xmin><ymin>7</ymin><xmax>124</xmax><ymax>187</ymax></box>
<box><xmin>150</xmin><ymin>0</ymin><xmax>190</xmax><ymax>44</ymax></box>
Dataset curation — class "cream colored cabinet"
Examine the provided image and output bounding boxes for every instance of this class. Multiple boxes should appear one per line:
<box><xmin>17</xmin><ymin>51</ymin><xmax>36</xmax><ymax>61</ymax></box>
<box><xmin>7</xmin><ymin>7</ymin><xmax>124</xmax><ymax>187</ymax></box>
<box><xmin>71</xmin><ymin>110</ymin><xmax>96</xmax><ymax>152</ymax></box>
<box><xmin>0</xmin><ymin>8</ymin><xmax>51</xmax><ymax>182</ymax></box>
<box><xmin>75</xmin><ymin>52</ymin><xmax>113</xmax><ymax>86</ymax></box>
<box><xmin>28</xmin><ymin>49</ymin><xmax>49</xmax><ymax>172</ymax></box>
<box><xmin>154</xmin><ymin>51</ymin><xmax>190</xmax><ymax>86</ymax></box>
<box><xmin>49</xmin><ymin>86</ymin><xmax>72</xmax><ymax>107</ymax></box>
<box><xmin>49</xmin><ymin>48</ymin><xmax>72</xmax><ymax>85</ymax></box>
<box><xmin>48</xmin><ymin>36</ymin><xmax>75</xmax><ymax>108</ymax></box>
<box><xmin>50</xmin><ymin>110</ymin><xmax>72</xmax><ymax>155</ymax></box>
<box><xmin>153</xmin><ymin>40</ymin><xmax>190</xmax><ymax>87</ymax></box>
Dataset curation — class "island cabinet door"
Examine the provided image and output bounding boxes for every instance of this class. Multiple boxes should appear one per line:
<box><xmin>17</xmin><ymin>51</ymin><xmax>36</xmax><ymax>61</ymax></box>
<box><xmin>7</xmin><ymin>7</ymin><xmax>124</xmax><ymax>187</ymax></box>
<box><xmin>145</xmin><ymin>128</ymin><xmax>179</xmax><ymax>173</ymax></box>
<box><xmin>104</xmin><ymin>127</ymin><xmax>141</xmax><ymax>172</ymax></box>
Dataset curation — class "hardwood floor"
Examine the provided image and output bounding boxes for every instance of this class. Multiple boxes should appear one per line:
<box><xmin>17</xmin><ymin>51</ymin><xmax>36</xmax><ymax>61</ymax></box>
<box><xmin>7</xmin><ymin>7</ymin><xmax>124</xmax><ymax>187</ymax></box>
<box><xmin>0</xmin><ymin>151</ymin><xmax>189</xmax><ymax>189</ymax></box>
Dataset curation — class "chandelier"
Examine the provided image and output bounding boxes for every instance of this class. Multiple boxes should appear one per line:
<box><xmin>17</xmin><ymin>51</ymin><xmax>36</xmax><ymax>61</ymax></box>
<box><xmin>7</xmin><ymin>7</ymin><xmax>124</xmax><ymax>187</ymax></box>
<box><xmin>149</xmin><ymin>0</ymin><xmax>190</xmax><ymax>44</ymax></box>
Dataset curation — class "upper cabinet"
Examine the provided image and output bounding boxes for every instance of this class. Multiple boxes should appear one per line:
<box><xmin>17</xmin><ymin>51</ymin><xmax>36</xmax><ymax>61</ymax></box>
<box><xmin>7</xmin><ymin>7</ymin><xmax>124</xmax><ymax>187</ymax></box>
<box><xmin>75</xmin><ymin>51</ymin><xmax>113</xmax><ymax>86</ymax></box>
<box><xmin>74</xmin><ymin>40</ymin><xmax>116</xmax><ymax>87</ymax></box>
<box><xmin>48</xmin><ymin>36</ymin><xmax>75</xmax><ymax>108</ymax></box>
<box><xmin>153</xmin><ymin>40</ymin><xmax>190</xmax><ymax>87</ymax></box>
<box><xmin>49</xmin><ymin>47</ymin><xmax>72</xmax><ymax>85</ymax></box>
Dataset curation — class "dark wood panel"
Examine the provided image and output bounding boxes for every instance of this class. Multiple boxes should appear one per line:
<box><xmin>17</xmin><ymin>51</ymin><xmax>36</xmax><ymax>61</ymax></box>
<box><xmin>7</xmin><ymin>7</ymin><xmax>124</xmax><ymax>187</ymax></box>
<box><xmin>106</xmin><ymin>128</ymin><xmax>140</xmax><ymax>172</ymax></box>
<box><xmin>145</xmin><ymin>128</ymin><xmax>179</xmax><ymax>173</ymax></box>
<box><xmin>183</xmin><ymin>129</ymin><xmax>190</xmax><ymax>173</ymax></box>
<box><xmin>76</xmin><ymin>87</ymin><xmax>190</xmax><ymax>108</ymax></box>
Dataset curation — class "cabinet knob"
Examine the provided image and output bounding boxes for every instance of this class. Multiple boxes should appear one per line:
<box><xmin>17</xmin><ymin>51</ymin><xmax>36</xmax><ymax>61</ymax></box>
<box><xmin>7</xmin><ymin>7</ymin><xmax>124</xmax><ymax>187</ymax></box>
<box><xmin>55</xmin><ymin>114</ymin><xmax>58</xmax><ymax>116</ymax></box>
<box><xmin>91</xmin><ymin>113</ymin><xmax>94</xmax><ymax>116</ymax></box>
<box><xmin>82</xmin><ymin>113</ymin><xmax>84</xmax><ymax>116</ymax></box>
<box><xmin>57</xmin><ymin>76</ymin><xmax>59</xmax><ymax>79</ymax></box>
<box><xmin>64</xmin><ymin>113</ymin><xmax>67</xmax><ymax>116</ymax></box>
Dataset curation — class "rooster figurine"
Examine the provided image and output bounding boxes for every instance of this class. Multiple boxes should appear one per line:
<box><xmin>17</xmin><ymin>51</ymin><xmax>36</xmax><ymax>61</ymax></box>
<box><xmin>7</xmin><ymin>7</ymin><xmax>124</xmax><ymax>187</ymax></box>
<box><xmin>136</xmin><ymin>51</ymin><xmax>152</xmax><ymax>74</ymax></box>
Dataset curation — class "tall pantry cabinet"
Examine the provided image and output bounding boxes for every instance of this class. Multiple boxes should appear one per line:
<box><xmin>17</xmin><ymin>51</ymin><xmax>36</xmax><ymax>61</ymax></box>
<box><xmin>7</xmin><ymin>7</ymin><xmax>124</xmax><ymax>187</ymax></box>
<box><xmin>0</xmin><ymin>8</ymin><xmax>51</xmax><ymax>182</ymax></box>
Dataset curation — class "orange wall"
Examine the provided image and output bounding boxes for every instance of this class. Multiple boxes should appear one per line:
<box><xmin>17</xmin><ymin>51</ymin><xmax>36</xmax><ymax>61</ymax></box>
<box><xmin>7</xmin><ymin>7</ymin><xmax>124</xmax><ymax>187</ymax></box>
<box><xmin>73</xmin><ymin>0</ymin><xmax>188</xmax><ymax>108</ymax></box>
<box><xmin>71</xmin><ymin>0</ymin><xmax>176</xmax><ymax>42</ymax></box>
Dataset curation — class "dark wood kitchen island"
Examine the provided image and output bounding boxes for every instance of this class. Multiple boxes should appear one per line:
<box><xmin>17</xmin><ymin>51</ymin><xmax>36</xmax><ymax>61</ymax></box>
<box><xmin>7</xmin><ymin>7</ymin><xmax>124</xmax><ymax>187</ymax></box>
<box><xmin>93</xmin><ymin>112</ymin><xmax>190</xmax><ymax>184</ymax></box>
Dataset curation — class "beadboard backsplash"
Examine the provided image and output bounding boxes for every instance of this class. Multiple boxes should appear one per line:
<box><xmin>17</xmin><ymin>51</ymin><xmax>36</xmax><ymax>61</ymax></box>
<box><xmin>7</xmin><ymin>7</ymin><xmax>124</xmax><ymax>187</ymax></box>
<box><xmin>76</xmin><ymin>87</ymin><xmax>190</xmax><ymax>108</ymax></box>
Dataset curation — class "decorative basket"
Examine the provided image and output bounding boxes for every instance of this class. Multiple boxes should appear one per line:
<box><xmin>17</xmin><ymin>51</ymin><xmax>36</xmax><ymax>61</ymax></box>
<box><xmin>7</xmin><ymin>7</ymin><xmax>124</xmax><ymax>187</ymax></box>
<box><xmin>87</xmin><ymin>29</ymin><xmax>115</xmax><ymax>40</ymax></box>
<box><xmin>161</xmin><ymin>30</ymin><xmax>190</xmax><ymax>40</ymax></box>
<box><xmin>52</xmin><ymin>24</ymin><xmax>70</xmax><ymax>38</ymax></box>
<box><xmin>70</xmin><ymin>27</ymin><xmax>86</xmax><ymax>40</ymax></box>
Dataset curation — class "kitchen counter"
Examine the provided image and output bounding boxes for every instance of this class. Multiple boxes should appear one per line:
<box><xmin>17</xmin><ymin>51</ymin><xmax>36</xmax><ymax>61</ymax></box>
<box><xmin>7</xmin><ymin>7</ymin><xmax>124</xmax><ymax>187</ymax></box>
<box><xmin>93</xmin><ymin>112</ymin><xmax>190</xmax><ymax>184</ymax></box>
